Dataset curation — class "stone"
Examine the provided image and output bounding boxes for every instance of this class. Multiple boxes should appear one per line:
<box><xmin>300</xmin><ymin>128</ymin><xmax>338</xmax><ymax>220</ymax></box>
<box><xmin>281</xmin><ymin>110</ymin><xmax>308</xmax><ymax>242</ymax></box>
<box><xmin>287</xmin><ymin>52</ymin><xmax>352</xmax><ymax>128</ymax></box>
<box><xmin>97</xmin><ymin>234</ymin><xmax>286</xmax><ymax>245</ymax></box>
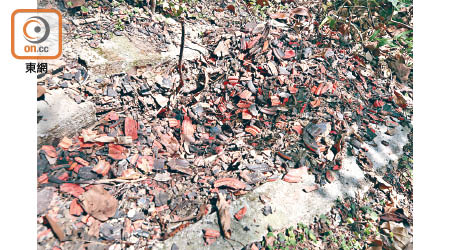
<box><xmin>303</xmin><ymin>48</ymin><xmax>313</xmax><ymax>59</ymax></box>
<box><xmin>262</xmin><ymin>205</ymin><xmax>273</xmax><ymax>216</ymax></box>
<box><xmin>37</xmin><ymin>89</ymin><xmax>96</xmax><ymax>147</ymax></box>
<box><xmin>135</xmin><ymin>230</ymin><xmax>150</xmax><ymax>238</ymax></box>
<box><xmin>62</xmin><ymin>73</ymin><xmax>72</xmax><ymax>80</ymax></box>
<box><xmin>155</xmin><ymin>192</ymin><xmax>169</xmax><ymax>207</ymax></box>
<box><xmin>127</xmin><ymin>209</ymin><xmax>136</xmax><ymax>218</ymax></box>
<box><xmin>131</xmin><ymin>211</ymin><xmax>145</xmax><ymax>221</ymax></box>
<box><xmin>37</xmin><ymin>187</ymin><xmax>55</xmax><ymax>215</ymax></box>
<box><xmin>129</xmin><ymin>236</ymin><xmax>139</xmax><ymax>244</ymax></box>
<box><xmin>78</xmin><ymin>167</ymin><xmax>98</xmax><ymax>180</ymax></box>
<box><xmin>100</xmin><ymin>223</ymin><xmax>121</xmax><ymax>240</ymax></box>
<box><xmin>154</xmin><ymin>94</ymin><xmax>169</xmax><ymax>107</ymax></box>
<box><xmin>137</xmin><ymin>198</ymin><xmax>150</xmax><ymax>208</ymax></box>
<box><xmin>153</xmin><ymin>158</ymin><xmax>166</xmax><ymax>171</ymax></box>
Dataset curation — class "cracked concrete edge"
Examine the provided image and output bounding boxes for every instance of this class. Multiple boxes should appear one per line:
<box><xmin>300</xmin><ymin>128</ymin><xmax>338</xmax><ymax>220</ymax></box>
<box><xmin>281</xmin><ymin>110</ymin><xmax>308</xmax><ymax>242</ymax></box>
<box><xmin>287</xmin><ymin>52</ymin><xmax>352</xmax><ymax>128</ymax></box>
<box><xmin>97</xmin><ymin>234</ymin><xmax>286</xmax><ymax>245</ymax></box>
<box><xmin>155</xmin><ymin>156</ymin><xmax>369</xmax><ymax>250</ymax></box>
<box><xmin>37</xmin><ymin>89</ymin><xmax>97</xmax><ymax>147</ymax></box>
<box><xmin>154</xmin><ymin>124</ymin><xmax>409</xmax><ymax>250</ymax></box>
<box><xmin>366</xmin><ymin>125</ymin><xmax>410</xmax><ymax>175</ymax></box>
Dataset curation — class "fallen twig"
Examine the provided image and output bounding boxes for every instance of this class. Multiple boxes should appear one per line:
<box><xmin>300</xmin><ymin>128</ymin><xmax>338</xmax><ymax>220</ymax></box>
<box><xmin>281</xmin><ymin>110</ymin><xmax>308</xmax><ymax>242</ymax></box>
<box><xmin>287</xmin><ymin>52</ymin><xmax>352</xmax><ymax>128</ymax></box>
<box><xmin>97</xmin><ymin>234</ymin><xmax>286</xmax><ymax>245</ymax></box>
<box><xmin>47</xmin><ymin>177</ymin><xmax>149</xmax><ymax>185</ymax></box>
<box><xmin>389</xmin><ymin>19</ymin><xmax>412</xmax><ymax>30</ymax></box>
<box><xmin>175</xmin><ymin>19</ymin><xmax>185</xmax><ymax>95</ymax></box>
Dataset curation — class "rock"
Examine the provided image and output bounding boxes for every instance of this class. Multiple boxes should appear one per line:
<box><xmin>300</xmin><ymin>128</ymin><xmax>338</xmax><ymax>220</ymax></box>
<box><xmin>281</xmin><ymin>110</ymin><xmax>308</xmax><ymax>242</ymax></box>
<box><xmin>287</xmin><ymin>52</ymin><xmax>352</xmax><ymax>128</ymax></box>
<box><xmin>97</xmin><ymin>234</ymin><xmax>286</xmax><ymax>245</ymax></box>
<box><xmin>127</xmin><ymin>209</ymin><xmax>136</xmax><ymax>218</ymax></box>
<box><xmin>37</xmin><ymin>187</ymin><xmax>55</xmax><ymax>215</ymax></box>
<box><xmin>154</xmin><ymin>94</ymin><xmax>169</xmax><ymax>108</ymax></box>
<box><xmin>131</xmin><ymin>211</ymin><xmax>145</xmax><ymax>221</ymax></box>
<box><xmin>154</xmin><ymin>172</ymin><xmax>171</xmax><ymax>182</ymax></box>
<box><xmin>100</xmin><ymin>223</ymin><xmax>121</xmax><ymax>240</ymax></box>
<box><xmin>137</xmin><ymin>197</ymin><xmax>150</xmax><ymax>208</ymax></box>
<box><xmin>62</xmin><ymin>73</ymin><xmax>72</xmax><ymax>80</ymax></box>
<box><xmin>129</xmin><ymin>236</ymin><xmax>139</xmax><ymax>244</ymax></box>
<box><xmin>78</xmin><ymin>167</ymin><xmax>98</xmax><ymax>180</ymax></box>
<box><xmin>155</xmin><ymin>192</ymin><xmax>170</xmax><ymax>207</ymax></box>
<box><xmin>262</xmin><ymin>205</ymin><xmax>273</xmax><ymax>216</ymax></box>
<box><xmin>153</xmin><ymin>158</ymin><xmax>166</xmax><ymax>171</ymax></box>
<box><xmin>303</xmin><ymin>48</ymin><xmax>313</xmax><ymax>58</ymax></box>
<box><xmin>37</xmin><ymin>89</ymin><xmax>96</xmax><ymax>148</ymax></box>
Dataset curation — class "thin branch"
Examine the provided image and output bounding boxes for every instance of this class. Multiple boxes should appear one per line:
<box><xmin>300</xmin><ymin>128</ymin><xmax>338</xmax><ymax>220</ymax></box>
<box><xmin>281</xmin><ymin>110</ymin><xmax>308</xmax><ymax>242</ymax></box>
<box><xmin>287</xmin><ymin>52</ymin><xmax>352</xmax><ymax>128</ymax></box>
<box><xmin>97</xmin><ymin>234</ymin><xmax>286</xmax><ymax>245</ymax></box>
<box><xmin>175</xmin><ymin>19</ymin><xmax>185</xmax><ymax>95</ymax></box>
<box><xmin>389</xmin><ymin>19</ymin><xmax>413</xmax><ymax>29</ymax></box>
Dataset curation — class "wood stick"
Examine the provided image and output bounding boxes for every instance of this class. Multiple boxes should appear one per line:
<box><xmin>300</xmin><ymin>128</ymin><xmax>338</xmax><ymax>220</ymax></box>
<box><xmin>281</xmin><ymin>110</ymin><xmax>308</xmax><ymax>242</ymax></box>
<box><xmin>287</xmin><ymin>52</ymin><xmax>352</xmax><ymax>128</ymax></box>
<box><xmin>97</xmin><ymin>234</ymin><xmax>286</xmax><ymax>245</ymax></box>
<box><xmin>175</xmin><ymin>19</ymin><xmax>185</xmax><ymax>95</ymax></box>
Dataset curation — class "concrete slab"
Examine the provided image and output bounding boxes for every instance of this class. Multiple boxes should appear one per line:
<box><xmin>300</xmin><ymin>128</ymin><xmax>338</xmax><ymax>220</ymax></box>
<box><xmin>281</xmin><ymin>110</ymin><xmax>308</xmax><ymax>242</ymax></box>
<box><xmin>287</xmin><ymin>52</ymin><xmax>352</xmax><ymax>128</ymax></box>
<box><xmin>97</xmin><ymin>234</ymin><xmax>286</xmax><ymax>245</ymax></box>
<box><xmin>37</xmin><ymin>89</ymin><xmax>96</xmax><ymax>147</ymax></box>
<box><xmin>155</xmin><ymin>125</ymin><xmax>410</xmax><ymax>249</ymax></box>
<box><xmin>65</xmin><ymin>21</ymin><xmax>208</xmax><ymax>76</ymax></box>
<box><xmin>365</xmin><ymin>125</ymin><xmax>410</xmax><ymax>175</ymax></box>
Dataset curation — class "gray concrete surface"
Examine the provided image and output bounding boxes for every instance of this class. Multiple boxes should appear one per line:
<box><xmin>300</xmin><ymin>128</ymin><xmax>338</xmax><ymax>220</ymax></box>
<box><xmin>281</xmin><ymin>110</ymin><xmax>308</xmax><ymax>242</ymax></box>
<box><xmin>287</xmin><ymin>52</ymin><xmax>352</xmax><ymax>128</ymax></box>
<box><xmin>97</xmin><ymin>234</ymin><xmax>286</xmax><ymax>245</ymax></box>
<box><xmin>154</xmin><ymin>125</ymin><xmax>410</xmax><ymax>249</ymax></box>
<box><xmin>37</xmin><ymin>89</ymin><xmax>96</xmax><ymax>147</ymax></box>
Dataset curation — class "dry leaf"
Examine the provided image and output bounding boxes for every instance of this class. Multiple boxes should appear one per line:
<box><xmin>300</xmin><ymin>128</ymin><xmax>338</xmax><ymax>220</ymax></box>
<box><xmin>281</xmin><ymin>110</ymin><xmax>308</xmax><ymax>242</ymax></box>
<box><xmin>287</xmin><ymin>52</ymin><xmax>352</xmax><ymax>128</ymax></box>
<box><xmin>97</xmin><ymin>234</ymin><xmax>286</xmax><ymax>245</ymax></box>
<box><xmin>303</xmin><ymin>184</ymin><xmax>319</xmax><ymax>193</ymax></box>
<box><xmin>283</xmin><ymin>167</ymin><xmax>308</xmax><ymax>183</ymax></box>
<box><xmin>37</xmin><ymin>85</ymin><xmax>46</xmax><ymax>99</ymax></box>
<box><xmin>41</xmin><ymin>145</ymin><xmax>57</xmax><ymax>158</ymax></box>
<box><xmin>245</xmin><ymin>125</ymin><xmax>261</xmax><ymax>136</ymax></box>
<box><xmin>121</xmin><ymin>168</ymin><xmax>141</xmax><ymax>179</ymax></box>
<box><xmin>94</xmin><ymin>135</ymin><xmax>116</xmax><ymax>143</ymax></box>
<box><xmin>104</xmin><ymin>111</ymin><xmax>119</xmax><ymax>121</ymax></box>
<box><xmin>270</xmin><ymin>12</ymin><xmax>289</xmax><ymax>20</ymax></box>
<box><xmin>137</xmin><ymin>156</ymin><xmax>154</xmax><ymax>173</ymax></box>
<box><xmin>214</xmin><ymin>40</ymin><xmax>231</xmax><ymax>58</ymax></box>
<box><xmin>92</xmin><ymin>159</ymin><xmax>111</xmax><ymax>176</ymax></box>
<box><xmin>64</xmin><ymin>0</ymin><xmax>85</xmax><ymax>8</ymax></box>
<box><xmin>159</xmin><ymin>133</ymin><xmax>180</xmax><ymax>154</ymax></box>
<box><xmin>326</xmin><ymin>170</ymin><xmax>336</xmax><ymax>183</ymax></box>
<box><xmin>203</xmin><ymin>228</ymin><xmax>220</xmax><ymax>238</ymax></box>
<box><xmin>87</xmin><ymin>218</ymin><xmax>101</xmax><ymax>238</ymax></box>
<box><xmin>310</xmin><ymin>98</ymin><xmax>321</xmax><ymax>108</ymax></box>
<box><xmin>81</xmin><ymin>129</ymin><xmax>98</xmax><ymax>142</ymax></box>
<box><xmin>226</xmin><ymin>5</ymin><xmax>235</xmax><ymax>14</ymax></box>
<box><xmin>389</xmin><ymin>60</ymin><xmax>410</xmax><ymax>83</ymax></box>
<box><xmin>214</xmin><ymin>178</ymin><xmax>246</xmax><ymax>189</ymax></box>
<box><xmin>217</xmin><ymin>193</ymin><xmax>231</xmax><ymax>239</ymax></box>
<box><xmin>58</xmin><ymin>137</ymin><xmax>73</xmax><ymax>150</ymax></box>
<box><xmin>79</xmin><ymin>185</ymin><xmax>118</xmax><ymax>221</ymax></box>
<box><xmin>290</xmin><ymin>7</ymin><xmax>310</xmax><ymax>18</ymax></box>
<box><xmin>182</xmin><ymin>115</ymin><xmax>195</xmax><ymax>143</ymax></box>
<box><xmin>393</xmin><ymin>91</ymin><xmax>408</xmax><ymax>109</ymax></box>
<box><xmin>380</xmin><ymin>221</ymin><xmax>411</xmax><ymax>249</ymax></box>
<box><xmin>168</xmin><ymin>158</ymin><xmax>193</xmax><ymax>175</ymax></box>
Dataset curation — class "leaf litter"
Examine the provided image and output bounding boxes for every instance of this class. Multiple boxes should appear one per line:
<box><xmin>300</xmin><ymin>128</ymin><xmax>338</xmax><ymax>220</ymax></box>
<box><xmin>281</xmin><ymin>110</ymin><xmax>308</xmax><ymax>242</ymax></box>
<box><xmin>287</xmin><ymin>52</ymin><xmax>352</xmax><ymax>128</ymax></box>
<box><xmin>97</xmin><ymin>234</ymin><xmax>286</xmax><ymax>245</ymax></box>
<box><xmin>36</xmin><ymin>0</ymin><xmax>413</xmax><ymax>248</ymax></box>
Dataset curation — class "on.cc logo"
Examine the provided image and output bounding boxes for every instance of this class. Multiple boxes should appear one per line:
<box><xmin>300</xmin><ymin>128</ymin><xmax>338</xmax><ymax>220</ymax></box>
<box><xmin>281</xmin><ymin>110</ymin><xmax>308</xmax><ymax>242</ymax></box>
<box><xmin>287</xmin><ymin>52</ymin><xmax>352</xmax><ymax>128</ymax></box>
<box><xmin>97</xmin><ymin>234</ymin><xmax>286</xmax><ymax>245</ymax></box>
<box><xmin>11</xmin><ymin>9</ymin><xmax>62</xmax><ymax>59</ymax></box>
<box><xmin>23</xmin><ymin>16</ymin><xmax>50</xmax><ymax>44</ymax></box>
